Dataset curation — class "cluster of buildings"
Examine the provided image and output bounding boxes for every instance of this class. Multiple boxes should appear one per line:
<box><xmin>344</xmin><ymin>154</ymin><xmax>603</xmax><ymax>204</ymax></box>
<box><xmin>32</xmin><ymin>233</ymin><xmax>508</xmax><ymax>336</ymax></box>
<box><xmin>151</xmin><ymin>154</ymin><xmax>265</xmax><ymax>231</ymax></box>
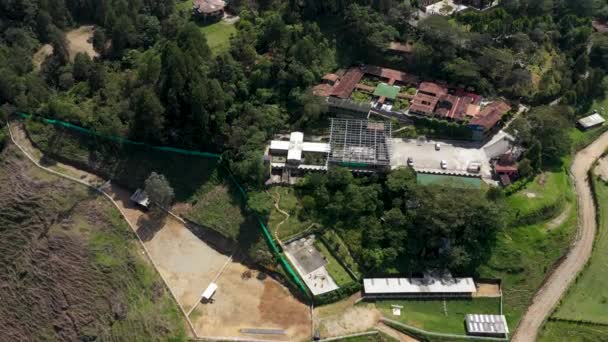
<box><xmin>314</xmin><ymin>65</ymin><xmax>512</xmax><ymax>141</ymax></box>
<box><xmin>364</xmin><ymin>272</ymin><xmax>508</xmax><ymax>338</ymax></box>
<box><xmin>265</xmin><ymin>119</ymin><xmax>392</xmax><ymax>183</ymax></box>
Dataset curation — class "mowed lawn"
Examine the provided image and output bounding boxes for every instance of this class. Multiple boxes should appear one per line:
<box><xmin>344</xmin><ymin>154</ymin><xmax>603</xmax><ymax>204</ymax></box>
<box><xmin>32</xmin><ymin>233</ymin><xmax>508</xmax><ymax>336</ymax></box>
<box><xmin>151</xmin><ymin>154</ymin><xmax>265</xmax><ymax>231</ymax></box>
<box><xmin>476</xmin><ymin>166</ymin><xmax>578</xmax><ymax>329</ymax></box>
<box><xmin>539</xmin><ymin>320</ymin><xmax>608</xmax><ymax>342</ymax></box>
<box><xmin>199</xmin><ymin>22</ymin><xmax>237</xmax><ymax>55</ymax></box>
<box><xmin>175</xmin><ymin>0</ymin><xmax>237</xmax><ymax>55</ymax></box>
<box><xmin>505</xmin><ymin>170</ymin><xmax>570</xmax><ymax>224</ymax></box>
<box><xmin>314</xmin><ymin>240</ymin><xmax>355</xmax><ymax>287</ymax></box>
<box><xmin>374</xmin><ymin>298</ymin><xmax>501</xmax><ymax>335</ymax></box>
<box><xmin>552</xmin><ymin>178</ymin><xmax>608</xmax><ymax>323</ymax></box>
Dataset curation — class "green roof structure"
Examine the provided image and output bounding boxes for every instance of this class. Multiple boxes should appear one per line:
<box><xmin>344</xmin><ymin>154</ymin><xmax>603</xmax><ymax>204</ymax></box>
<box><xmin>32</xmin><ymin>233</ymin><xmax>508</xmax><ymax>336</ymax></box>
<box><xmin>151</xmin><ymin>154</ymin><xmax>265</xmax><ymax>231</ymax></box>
<box><xmin>373</xmin><ymin>83</ymin><xmax>401</xmax><ymax>99</ymax></box>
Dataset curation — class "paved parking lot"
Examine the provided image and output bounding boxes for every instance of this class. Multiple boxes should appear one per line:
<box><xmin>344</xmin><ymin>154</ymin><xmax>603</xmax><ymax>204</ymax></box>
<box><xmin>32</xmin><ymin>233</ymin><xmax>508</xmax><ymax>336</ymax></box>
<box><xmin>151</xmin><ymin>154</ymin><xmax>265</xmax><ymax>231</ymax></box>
<box><xmin>390</xmin><ymin>132</ymin><xmax>514</xmax><ymax>179</ymax></box>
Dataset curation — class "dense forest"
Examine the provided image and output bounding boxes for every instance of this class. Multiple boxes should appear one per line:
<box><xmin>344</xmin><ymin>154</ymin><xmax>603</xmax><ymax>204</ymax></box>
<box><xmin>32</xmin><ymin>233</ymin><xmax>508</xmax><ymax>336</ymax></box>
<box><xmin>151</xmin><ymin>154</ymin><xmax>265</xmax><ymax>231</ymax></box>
<box><xmin>2</xmin><ymin>0</ymin><xmax>608</xmax><ymax>275</ymax></box>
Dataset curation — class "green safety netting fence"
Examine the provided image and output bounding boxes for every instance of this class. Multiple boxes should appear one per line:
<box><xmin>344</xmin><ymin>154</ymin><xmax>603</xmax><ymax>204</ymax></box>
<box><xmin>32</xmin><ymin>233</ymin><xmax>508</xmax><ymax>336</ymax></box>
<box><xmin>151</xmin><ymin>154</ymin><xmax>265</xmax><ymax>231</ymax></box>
<box><xmin>14</xmin><ymin>112</ymin><xmax>309</xmax><ymax>297</ymax></box>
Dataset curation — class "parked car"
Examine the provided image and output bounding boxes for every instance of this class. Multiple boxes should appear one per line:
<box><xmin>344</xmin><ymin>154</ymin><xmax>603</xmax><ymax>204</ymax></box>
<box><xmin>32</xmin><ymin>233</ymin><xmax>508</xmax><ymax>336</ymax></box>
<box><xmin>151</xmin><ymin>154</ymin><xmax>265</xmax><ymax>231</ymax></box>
<box><xmin>440</xmin><ymin>160</ymin><xmax>447</xmax><ymax>169</ymax></box>
<box><xmin>435</xmin><ymin>143</ymin><xmax>441</xmax><ymax>151</ymax></box>
<box><xmin>407</xmin><ymin>157</ymin><xmax>414</xmax><ymax>167</ymax></box>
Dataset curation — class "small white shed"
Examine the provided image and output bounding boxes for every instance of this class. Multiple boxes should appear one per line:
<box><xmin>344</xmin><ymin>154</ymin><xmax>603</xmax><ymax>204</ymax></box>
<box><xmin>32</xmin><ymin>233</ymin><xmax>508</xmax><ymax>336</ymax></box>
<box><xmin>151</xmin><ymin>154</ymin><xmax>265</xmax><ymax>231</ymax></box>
<box><xmin>202</xmin><ymin>282</ymin><xmax>218</xmax><ymax>301</ymax></box>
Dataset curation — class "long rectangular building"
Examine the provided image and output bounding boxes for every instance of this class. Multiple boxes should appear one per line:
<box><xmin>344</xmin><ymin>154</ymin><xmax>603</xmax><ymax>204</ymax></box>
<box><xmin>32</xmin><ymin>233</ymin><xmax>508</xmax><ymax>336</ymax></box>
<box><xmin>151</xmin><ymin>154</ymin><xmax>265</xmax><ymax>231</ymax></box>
<box><xmin>363</xmin><ymin>276</ymin><xmax>476</xmax><ymax>297</ymax></box>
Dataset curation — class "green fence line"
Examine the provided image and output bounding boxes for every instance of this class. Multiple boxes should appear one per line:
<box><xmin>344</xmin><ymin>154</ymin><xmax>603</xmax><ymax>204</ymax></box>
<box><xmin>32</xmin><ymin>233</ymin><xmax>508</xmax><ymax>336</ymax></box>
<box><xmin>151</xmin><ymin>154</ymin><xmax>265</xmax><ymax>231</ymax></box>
<box><xmin>221</xmin><ymin>165</ymin><xmax>309</xmax><ymax>296</ymax></box>
<box><xmin>15</xmin><ymin>111</ymin><xmax>310</xmax><ymax>297</ymax></box>
<box><xmin>16</xmin><ymin>112</ymin><xmax>222</xmax><ymax>159</ymax></box>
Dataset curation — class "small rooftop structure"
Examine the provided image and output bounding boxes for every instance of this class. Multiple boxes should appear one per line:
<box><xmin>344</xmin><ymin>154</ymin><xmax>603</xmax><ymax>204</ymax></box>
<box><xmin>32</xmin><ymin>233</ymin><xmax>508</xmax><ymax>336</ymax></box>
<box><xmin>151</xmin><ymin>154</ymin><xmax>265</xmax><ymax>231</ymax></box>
<box><xmin>578</xmin><ymin>113</ymin><xmax>606</xmax><ymax>130</ymax></box>
<box><xmin>202</xmin><ymin>282</ymin><xmax>218</xmax><ymax>300</ymax></box>
<box><xmin>328</xmin><ymin>118</ymin><xmax>392</xmax><ymax>170</ymax></box>
<box><xmin>592</xmin><ymin>20</ymin><xmax>608</xmax><ymax>33</ymax></box>
<box><xmin>465</xmin><ymin>314</ymin><xmax>509</xmax><ymax>338</ymax></box>
<box><xmin>363</xmin><ymin>274</ymin><xmax>476</xmax><ymax>296</ymax></box>
<box><xmin>193</xmin><ymin>0</ymin><xmax>226</xmax><ymax>15</ymax></box>
<box><xmin>130</xmin><ymin>189</ymin><xmax>150</xmax><ymax>208</ymax></box>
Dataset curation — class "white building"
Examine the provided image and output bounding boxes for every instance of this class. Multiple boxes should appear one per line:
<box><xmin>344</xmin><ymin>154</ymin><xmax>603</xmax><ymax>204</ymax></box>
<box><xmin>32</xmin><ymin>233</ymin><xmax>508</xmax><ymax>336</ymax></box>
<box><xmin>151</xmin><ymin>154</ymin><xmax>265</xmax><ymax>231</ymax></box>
<box><xmin>363</xmin><ymin>273</ymin><xmax>476</xmax><ymax>298</ymax></box>
<box><xmin>578</xmin><ymin>113</ymin><xmax>606</xmax><ymax>130</ymax></box>
<box><xmin>465</xmin><ymin>314</ymin><xmax>509</xmax><ymax>338</ymax></box>
<box><xmin>268</xmin><ymin>132</ymin><xmax>330</xmax><ymax>170</ymax></box>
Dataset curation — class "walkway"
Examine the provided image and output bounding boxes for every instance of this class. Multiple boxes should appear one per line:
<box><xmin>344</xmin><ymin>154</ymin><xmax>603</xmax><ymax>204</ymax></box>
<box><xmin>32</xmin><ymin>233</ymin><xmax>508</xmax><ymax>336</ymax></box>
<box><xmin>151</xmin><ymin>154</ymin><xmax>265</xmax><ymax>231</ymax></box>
<box><xmin>512</xmin><ymin>131</ymin><xmax>608</xmax><ymax>341</ymax></box>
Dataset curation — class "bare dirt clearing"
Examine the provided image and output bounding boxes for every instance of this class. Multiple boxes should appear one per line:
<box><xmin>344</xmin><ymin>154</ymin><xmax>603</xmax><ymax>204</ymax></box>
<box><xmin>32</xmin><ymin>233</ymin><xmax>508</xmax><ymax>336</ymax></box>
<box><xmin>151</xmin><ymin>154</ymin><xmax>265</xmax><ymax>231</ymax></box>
<box><xmin>106</xmin><ymin>185</ymin><xmax>230</xmax><ymax>313</ymax></box>
<box><xmin>66</xmin><ymin>25</ymin><xmax>98</xmax><ymax>61</ymax></box>
<box><xmin>32</xmin><ymin>44</ymin><xmax>53</xmax><ymax>70</ymax></box>
<box><xmin>32</xmin><ymin>25</ymin><xmax>98</xmax><ymax>67</ymax></box>
<box><xmin>191</xmin><ymin>259</ymin><xmax>311</xmax><ymax>341</ymax></box>
<box><xmin>513</xmin><ymin>131</ymin><xmax>608</xmax><ymax>342</ymax></box>
<box><xmin>473</xmin><ymin>283</ymin><xmax>502</xmax><ymax>298</ymax></box>
<box><xmin>314</xmin><ymin>294</ymin><xmax>381</xmax><ymax>338</ymax></box>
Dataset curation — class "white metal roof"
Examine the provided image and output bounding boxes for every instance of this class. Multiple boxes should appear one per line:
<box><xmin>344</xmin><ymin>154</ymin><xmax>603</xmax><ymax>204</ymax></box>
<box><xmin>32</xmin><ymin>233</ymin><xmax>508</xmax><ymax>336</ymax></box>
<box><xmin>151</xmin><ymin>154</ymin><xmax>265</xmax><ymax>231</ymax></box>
<box><xmin>578</xmin><ymin>113</ymin><xmax>606</xmax><ymax>128</ymax></box>
<box><xmin>290</xmin><ymin>131</ymin><xmax>304</xmax><ymax>143</ymax></box>
<box><xmin>363</xmin><ymin>277</ymin><xmax>476</xmax><ymax>294</ymax></box>
<box><xmin>270</xmin><ymin>140</ymin><xmax>290</xmax><ymax>151</ymax></box>
<box><xmin>465</xmin><ymin>314</ymin><xmax>509</xmax><ymax>335</ymax></box>
<box><xmin>202</xmin><ymin>282</ymin><xmax>218</xmax><ymax>299</ymax></box>
<box><xmin>302</xmin><ymin>142</ymin><xmax>330</xmax><ymax>153</ymax></box>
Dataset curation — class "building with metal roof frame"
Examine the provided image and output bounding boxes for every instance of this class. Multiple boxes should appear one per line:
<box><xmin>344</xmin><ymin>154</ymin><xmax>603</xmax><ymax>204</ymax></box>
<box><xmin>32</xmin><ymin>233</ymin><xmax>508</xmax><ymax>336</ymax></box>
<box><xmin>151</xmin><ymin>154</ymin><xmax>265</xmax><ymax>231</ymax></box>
<box><xmin>328</xmin><ymin>118</ymin><xmax>392</xmax><ymax>171</ymax></box>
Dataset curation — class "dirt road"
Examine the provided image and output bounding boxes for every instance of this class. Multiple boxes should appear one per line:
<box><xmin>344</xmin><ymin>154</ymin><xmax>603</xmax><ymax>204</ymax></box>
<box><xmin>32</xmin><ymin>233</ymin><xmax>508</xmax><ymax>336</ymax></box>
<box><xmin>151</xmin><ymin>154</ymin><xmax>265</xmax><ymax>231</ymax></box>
<box><xmin>513</xmin><ymin>131</ymin><xmax>608</xmax><ymax>342</ymax></box>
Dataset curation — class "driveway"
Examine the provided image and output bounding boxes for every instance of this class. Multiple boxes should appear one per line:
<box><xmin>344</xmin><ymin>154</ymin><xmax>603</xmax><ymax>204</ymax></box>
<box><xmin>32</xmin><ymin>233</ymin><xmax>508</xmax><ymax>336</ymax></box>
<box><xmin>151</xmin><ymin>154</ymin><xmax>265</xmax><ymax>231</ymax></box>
<box><xmin>512</xmin><ymin>131</ymin><xmax>608</xmax><ymax>341</ymax></box>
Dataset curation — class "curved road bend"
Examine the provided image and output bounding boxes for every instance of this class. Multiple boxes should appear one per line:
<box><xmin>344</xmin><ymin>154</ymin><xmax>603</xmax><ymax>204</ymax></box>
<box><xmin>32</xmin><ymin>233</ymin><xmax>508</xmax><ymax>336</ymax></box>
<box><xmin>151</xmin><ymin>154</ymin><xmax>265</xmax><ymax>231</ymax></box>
<box><xmin>513</xmin><ymin>131</ymin><xmax>608</xmax><ymax>342</ymax></box>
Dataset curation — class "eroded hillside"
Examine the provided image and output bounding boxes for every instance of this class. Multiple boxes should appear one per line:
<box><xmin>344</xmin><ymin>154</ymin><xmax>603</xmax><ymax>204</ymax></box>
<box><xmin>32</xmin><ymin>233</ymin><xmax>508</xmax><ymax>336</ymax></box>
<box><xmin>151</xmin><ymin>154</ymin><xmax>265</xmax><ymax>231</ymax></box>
<box><xmin>0</xmin><ymin>145</ymin><xmax>186</xmax><ymax>341</ymax></box>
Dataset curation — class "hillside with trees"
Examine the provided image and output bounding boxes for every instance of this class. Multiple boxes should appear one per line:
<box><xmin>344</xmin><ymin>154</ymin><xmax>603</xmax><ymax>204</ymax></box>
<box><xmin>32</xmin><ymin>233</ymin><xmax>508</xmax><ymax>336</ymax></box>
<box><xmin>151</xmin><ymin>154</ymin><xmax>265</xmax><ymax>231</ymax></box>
<box><xmin>3</xmin><ymin>0</ymin><xmax>608</xmax><ymax>338</ymax></box>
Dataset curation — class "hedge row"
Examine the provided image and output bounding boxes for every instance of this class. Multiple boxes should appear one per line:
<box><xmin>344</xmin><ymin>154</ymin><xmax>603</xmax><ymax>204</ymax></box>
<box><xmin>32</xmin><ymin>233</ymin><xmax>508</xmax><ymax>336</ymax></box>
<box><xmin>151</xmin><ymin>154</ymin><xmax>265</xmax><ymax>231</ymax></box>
<box><xmin>314</xmin><ymin>281</ymin><xmax>361</xmax><ymax>306</ymax></box>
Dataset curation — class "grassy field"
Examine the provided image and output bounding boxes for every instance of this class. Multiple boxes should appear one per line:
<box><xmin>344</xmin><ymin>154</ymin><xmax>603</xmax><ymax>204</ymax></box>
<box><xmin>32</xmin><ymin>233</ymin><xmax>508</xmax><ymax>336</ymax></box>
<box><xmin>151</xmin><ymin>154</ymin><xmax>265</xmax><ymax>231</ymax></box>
<box><xmin>314</xmin><ymin>240</ymin><xmax>355</xmax><ymax>287</ymax></box>
<box><xmin>268</xmin><ymin>186</ymin><xmax>314</xmax><ymax>240</ymax></box>
<box><xmin>374</xmin><ymin>298</ymin><xmax>501</xmax><ymax>335</ymax></box>
<box><xmin>181</xmin><ymin>170</ymin><xmax>253</xmax><ymax>240</ymax></box>
<box><xmin>552</xmin><ymin>177</ymin><xmax>608</xmax><ymax>323</ymax></box>
<box><xmin>0</xmin><ymin>145</ymin><xmax>186</xmax><ymax>340</ymax></box>
<box><xmin>199</xmin><ymin>21</ymin><xmax>237</xmax><ymax>55</ymax></box>
<box><xmin>473</xmin><ymin>164</ymin><xmax>577</xmax><ymax>329</ymax></box>
<box><xmin>539</xmin><ymin>320</ymin><xmax>608</xmax><ymax>342</ymax></box>
<box><xmin>416</xmin><ymin>173</ymin><xmax>481</xmax><ymax>189</ymax></box>
<box><xmin>505</xmin><ymin>169</ymin><xmax>570</xmax><ymax>225</ymax></box>
<box><xmin>174</xmin><ymin>0</ymin><xmax>237</xmax><ymax>55</ymax></box>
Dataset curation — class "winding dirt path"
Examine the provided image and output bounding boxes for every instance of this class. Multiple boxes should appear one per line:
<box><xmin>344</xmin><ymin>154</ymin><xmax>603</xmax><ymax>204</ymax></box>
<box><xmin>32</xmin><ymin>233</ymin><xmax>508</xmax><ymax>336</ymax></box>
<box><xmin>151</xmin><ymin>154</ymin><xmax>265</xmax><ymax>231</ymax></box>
<box><xmin>513</xmin><ymin>131</ymin><xmax>608</xmax><ymax>342</ymax></box>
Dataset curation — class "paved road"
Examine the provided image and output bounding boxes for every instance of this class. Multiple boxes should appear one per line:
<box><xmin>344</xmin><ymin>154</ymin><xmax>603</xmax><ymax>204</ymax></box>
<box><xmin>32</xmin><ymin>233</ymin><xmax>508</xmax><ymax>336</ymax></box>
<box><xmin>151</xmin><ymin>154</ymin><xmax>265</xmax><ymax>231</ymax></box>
<box><xmin>513</xmin><ymin>131</ymin><xmax>608</xmax><ymax>341</ymax></box>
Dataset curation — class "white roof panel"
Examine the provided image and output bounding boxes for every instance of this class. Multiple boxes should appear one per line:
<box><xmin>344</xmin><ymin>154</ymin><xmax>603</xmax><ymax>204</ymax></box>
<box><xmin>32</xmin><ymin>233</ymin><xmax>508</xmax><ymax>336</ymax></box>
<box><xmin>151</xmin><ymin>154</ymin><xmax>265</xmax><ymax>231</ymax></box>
<box><xmin>302</xmin><ymin>142</ymin><xmax>330</xmax><ymax>153</ymax></box>
<box><xmin>578</xmin><ymin>113</ymin><xmax>606</xmax><ymax>128</ymax></box>
<box><xmin>465</xmin><ymin>314</ymin><xmax>509</xmax><ymax>335</ymax></box>
<box><xmin>270</xmin><ymin>140</ymin><xmax>290</xmax><ymax>151</ymax></box>
<box><xmin>202</xmin><ymin>282</ymin><xmax>218</xmax><ymax>299</ymax></box>
<box><xmin>363</xmin><ymin>277</ymin><xmax>476</xmax><ymax>294</ymax></box>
